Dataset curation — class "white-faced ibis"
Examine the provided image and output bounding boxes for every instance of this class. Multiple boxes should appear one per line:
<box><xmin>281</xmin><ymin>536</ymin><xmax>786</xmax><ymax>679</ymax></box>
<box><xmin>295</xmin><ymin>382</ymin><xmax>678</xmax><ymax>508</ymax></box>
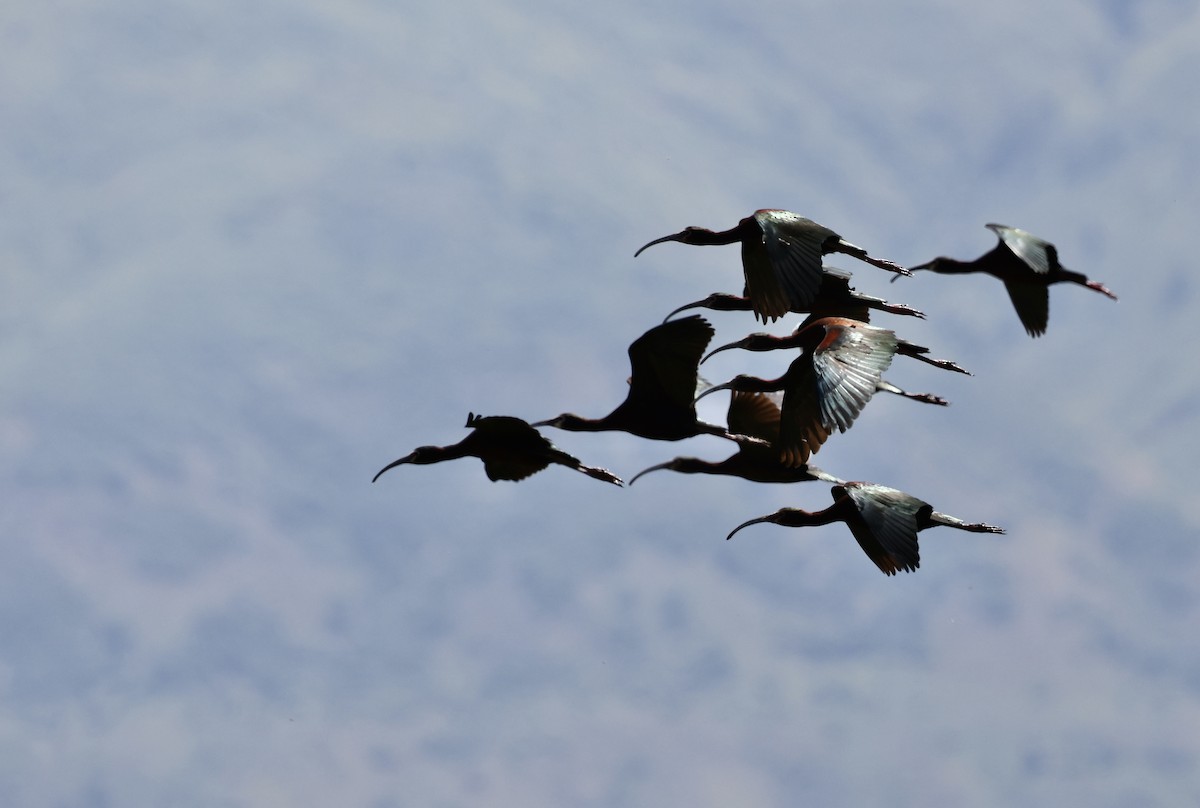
<box><xmin>695</xmin><ymin>317</ymin><xmax>947</xmax><ymax>466</ymax></box>
<box><xmin>702</xmin><ymin>319</ymin><xmax>971</xmax><ymax>375</ymax></box>
<box><xmin>907</xmin><ymin>223</ymin><xmax>1118</xmax><ymax>337</ymax></box>
<box><xmin>533</xmin><ymin>315</ymin><xmax>749</xmax><ymax>442</ymax></box>
<box><xmin>725</xmin><ymin>481</ymin><xmax>1005</xmax><ymax>576</ymax></box>
<box><xmin>630</xmin><ymin>391</ymin><xmax>845</xmax><ymax>485</ymax></box>
<box><xmin>373</xmin><ymin>413</ymin><xmax>623</xmax><ymax>486</ymax></box>
<box><xmin>635</xmin><ymin>210</ymin><xmax>910</xmax><ymax>323</ymax></box>
<box><xmin>662</xmin><ymin>266</ymin><xmax>926</xmax><ymax>324</ymax></box>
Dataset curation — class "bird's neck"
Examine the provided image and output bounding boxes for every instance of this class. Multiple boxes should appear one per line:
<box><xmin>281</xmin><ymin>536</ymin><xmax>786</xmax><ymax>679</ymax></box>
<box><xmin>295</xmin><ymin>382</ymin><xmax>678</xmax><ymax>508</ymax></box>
<box><xmin>423</xmin><ymin>444</ymin><xmax>471</xmax><ymax>463</ymax></box>
<box><xmin>704</xmin><ymin>293</ymin><xmax>753</xmax><ymax>312</ymax></box>
<box><xmin>552</xmin><ymin>413</ymin><xmax>609</xmax><ymax>432</ymax></box>
<box><xmin>773</xmin><ymin>506</ymin><xmax>842</xmax><ymax>528</ymax></box>
<box><xmin>922</xmin><ymin>257</ymin><xmax>975</xmax><ymax>275</ymax></box>
<box><xmin>692</xmin><ymin>221</ymin><xmax>754</xmax><ymax>246</ymax></box>
<box><xmin>729</xmin><ymin>374</ymin><xmax>787</xmax><ymax>394</ymax></box>
<box><xmin>668</xmin><ymin>457</ymin><xmax>716</xmax><ymax>475</ymax></box>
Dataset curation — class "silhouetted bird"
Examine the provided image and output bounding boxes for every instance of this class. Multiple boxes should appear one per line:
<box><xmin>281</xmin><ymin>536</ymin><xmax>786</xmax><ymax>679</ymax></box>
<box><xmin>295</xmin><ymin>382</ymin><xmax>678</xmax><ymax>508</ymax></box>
<box><xmin>534</xmin><ymin>315</ymin><xmax>749</xmax><ymax>442</ymax></box>
<box><xmin>696</xmin><ymin>318</ymin><xmax>947</xmax><ymax>466</ymax></box>
<box><xmin>662</xmin><ymin>266</ymin><xmax>926</xmax><ymax>324</ymax></box>
<box><xmin>726</xmin><ymin>481</ymin><xmax>1005</xmax><ymax>576</ymax></box>
<box><xmin>630</xmin><ymin>391</ymin><xmax>845</xmax><ymax>485</ymax></box>
<box><xmin>373</xmin><ymin>413</ymin><xmax>623</xmax><ymax>486</ymax></box>
<box><xmin>907</xmin><ymin>223</ymin><xmax>1118</xmax><ymax>337</ymax></box>
<box><xmin>636</xmin><ymin>210</ymin><xmax>910</xmax><ymax>323</ymax></box>
<box><xmin>702</xmin><ymin>320</ymin><xmax>971</xmax><ymax>375</ymax></box>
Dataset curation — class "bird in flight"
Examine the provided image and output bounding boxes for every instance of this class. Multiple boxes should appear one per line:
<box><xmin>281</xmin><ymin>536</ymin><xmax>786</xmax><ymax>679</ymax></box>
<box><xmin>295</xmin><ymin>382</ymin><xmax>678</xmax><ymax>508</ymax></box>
<box><xmin>636</xmin><ymin>210</ymin><xmax>910</xmax><ymax>322</ymax></box>
<box><xmin>661</xmin><ymin>266</ymin><xmax>925</xmax><ymax>324</ymax></box>
<box><xmin>630</xmin><ymin>391</ymin><xmax>845</xmax><ymax>486</ymax></box>
<box><xmin>726</xmin><ymin>481</ymin><xmax>1005</xmax><ymax>576</ymax></box>
<box><xmin>373</xmin><ymin>413</ymin><xmax>623</xmax><ymax>486</ymax></box>
<box><xmin>906</xmin><ymin>223</ymin><xmax>1117</xmax><ymax>337</ymax></box>
<box><xmin>696</xmin><ymin>318</ymin><xmax>947</xmax><ymax>466</ymax></box>
<box><xmin>533</xmin><ymin>315</ymin><xmax>754</xmax><ymax>443</ymax></box>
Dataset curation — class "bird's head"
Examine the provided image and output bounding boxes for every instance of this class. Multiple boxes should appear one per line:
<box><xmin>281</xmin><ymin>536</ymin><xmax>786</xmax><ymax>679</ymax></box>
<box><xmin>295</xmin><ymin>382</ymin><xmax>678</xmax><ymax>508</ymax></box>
<box><xmin>693</xmin><ymin>379</ymin><xmax>736</xmax><ymax>403</ymax></box>
<box><xmin>703</xmin><ymin>332</ymin><xmax>793</xmax><ymax>364</ymax></box>
<box><xmin>725</xmin><ymin>510</ymin><xmax>788</xmax><ymax>540</ymax></box>
<box><xmin>629</xmin><ymin>457</ymin><xmax>703</xmax><ymax>485</ymax></box>
<box><xmin>908</xmin><ymin>258</ymin><xmax>938</xmax><ymax>272</ymax></box>
<box><xmin>372</xmin><ymin>446</ymin><xmax>443</xmax><ymax>482</ymax></box>
<box><xmin>531</xmin><ymin>413</ymin><xmax>586</xmax><ymax>431</ymax></box>
<box><xmin>661</xmin><ymin>293</ymin><xmax>744</xmax><ymax>323</ymax></box>
<box><xmin>634</xmin><ymin>227</ymin><xmax>707</xmax><ymax>256</ymax></box>
<box><xmin>895</xmin><ymin>257</ymin><xmax>941</xmax><ymax>281</ymax></box>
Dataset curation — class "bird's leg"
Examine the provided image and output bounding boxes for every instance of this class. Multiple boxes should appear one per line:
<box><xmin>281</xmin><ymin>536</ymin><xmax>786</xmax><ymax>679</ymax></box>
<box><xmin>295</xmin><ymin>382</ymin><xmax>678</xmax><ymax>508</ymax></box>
<box><xmin>875</xmin><ymin>380</ymin><xmax>949</xmax><ymax>406</ymax></box>
<box><xmin>899</xmin><ymin>390</ymin><xmax>949</xmax><ymax>406</ymax></box>
<box><xmin>862</xmin><ymin>254</ymin><xmax>913</xmax><ymax>276</ymax></box>
<box><xmin>698</xmin><ymin>420</ymin><xmax>770</xmax><ymax>446</ymax></box>
<box><xmin>1085</xmin><ymin>279</ymin><xmax>1119</xmax><ymax>300</ymax></box>
<box><xmin>897</xmin><ymin>344</ymin><xmax>972</xmax><ymax>375</ymax></box>
<box><xmin>834</xmin><ymin>239</ymin><xmax>912</xmax><ymax>276</ymax></box>
<box><xmin>931</xmin><ymin>511</ymin><xmax>1006</xmax><ymax>533</ymax></box>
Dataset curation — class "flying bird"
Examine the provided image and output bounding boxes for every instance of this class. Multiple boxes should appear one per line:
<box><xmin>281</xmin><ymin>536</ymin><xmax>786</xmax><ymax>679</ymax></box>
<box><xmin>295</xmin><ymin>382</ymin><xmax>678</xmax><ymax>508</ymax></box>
<box><xmin>906</xmin><ymin>223</ymin><xmax>1118</xmax><ymax>337</ymax></box>
<box><xmin>702</xmin><ymin>320</ymin><xmax>971</xmax><ymax>375</ymax></box>
<box><xmin>695</xmin><ymin>318</ymin><xmax>947</xmax><ymax>466</ymax></box>
<box><xmin>725</xmin><ymin>481</ymin><xmax>1005</xmax><ymax>576</ymax></box>
<box><xmin>630</xmin><ymin>391</ymin><xmax>845</xmax><ymax>485</ymax></box>
<box><xmin>636</xmin><ymin>210</ymin><xmax>910</xmax><ymax>323</ymax></box>
<box><xmin>533</xmin><ymin>315</ymin><xmax>749</xmax><ymax>442</ymax></box>
<box><xmin>661</xmin><ymin>266</ymin><xmax>926</xmax><ymax>324</ymax></box>
<box><xmin>373</xmin><ymin>413</ymin><xmax>623</xmax><ymax>486</ymax></box>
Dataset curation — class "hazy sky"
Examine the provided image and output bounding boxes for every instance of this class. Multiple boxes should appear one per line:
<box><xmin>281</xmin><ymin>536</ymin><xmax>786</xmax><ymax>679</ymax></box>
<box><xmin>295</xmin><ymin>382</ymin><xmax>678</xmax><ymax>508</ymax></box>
<box><xmin>3</xmin><ymin>1</ymin><xmax>1199</xmax><ymax>805</ymax></box>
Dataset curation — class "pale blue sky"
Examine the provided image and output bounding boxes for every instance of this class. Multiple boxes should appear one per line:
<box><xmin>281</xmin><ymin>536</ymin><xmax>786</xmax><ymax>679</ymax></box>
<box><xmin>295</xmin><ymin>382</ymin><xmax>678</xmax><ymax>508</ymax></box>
<box><xmin>2</xmin><ymin>0</ymin><xmax>1198</xmax><ymax>805</ymax></box>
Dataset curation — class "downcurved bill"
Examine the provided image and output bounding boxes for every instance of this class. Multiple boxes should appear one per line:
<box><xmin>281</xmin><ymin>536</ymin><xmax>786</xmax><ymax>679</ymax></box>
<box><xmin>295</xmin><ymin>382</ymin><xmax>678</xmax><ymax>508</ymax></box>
<box><xmin>662</xmin><ymin>299</ymin><xmax>705</xmax><ymax>323</ymax></box>
<box><xmin>634</xmin><ymin>231</ymin><xmax>686</xmax><ymax>257</ymax></box>
<box><xmin>726</xmin><ymin>515</ymin><xmax>774</xmax><ymax>540</ymax></box>
<box><xmin>372</xmin><ymin>452</ymin><xmax>417</xmax><ymax>483</ymax></box>
<box><xmin>693</xmin><ymin>380</ymin><xmax>735</xmax><ymax>404</ymax></box>
<box><xmin>628</xmin><ymin>461</ymin><xmax>674</xmax><ymax>486</ymax></box>
<box><xmin>700</xmin><ymin>340</ymin><xmax>744</xmax><ymax>364</ymax></box>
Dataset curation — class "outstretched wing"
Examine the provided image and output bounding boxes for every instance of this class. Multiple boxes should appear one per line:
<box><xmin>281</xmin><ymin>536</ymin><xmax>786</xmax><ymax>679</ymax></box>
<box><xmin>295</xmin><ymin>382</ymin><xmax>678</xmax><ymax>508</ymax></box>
<box><xmin>750</xmin><ymin>210</ymin><xmax>829</xmax><ymax>320</ymax></box>
<box><xmin>841</xmin><ymin>483</ymin><xmax>924</xmax><ymax>575</ymax></box>
<box><xmin>1002</xmin><ymin>280</ymin><xmax>1051</xmax><ymax>337</ymax></box>
<box><xmin>469</xmin><ymin>415</ymin><xmax>621</xmax><ymax>485</ymax></box>
<box><xmin>726</xmin><ymin>390</ymin><xmax>782</xmax><ymax>445</ymax></box>
<box><xmin>988</xmin><ymin>223</ymin><xmax>1055</xmax><ymax>275</ymax></box>
<box><xmin>807</xmin><ymin>321</ymin><xmax>897</xmax><ymax>432</ymax></box>
<box><xmin>625</xmin><ymin>315</ymin><xmax>714</xmax><ymax>414</ymax></box>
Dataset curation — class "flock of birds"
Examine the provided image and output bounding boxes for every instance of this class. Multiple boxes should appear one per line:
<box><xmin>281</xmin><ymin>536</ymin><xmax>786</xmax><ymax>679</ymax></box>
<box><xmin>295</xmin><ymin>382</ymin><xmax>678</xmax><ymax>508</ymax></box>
<box><xmin>375</xmin><ymin>211</ymin><xmax>1118</xmax><ymax>576</ymax></box>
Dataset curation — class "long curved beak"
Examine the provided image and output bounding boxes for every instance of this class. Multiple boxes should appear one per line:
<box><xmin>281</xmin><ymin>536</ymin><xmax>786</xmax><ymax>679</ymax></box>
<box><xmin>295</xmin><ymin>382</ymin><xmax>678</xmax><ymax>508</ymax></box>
<box><xmin>701</xmin><ymin>339</ymin><xmax>745</xmax><ymax>365</ymax></box>
<box><xmin>726</xmin><ymin>515</ymin><xmax>774</xmax><ymax>540</ymax></box>
<box><xmin>634</xmin><ymin>232</ymin><xmax>684</xmax><ymax>257</ymax></box>
<box><xmin>372</xmin><ymin>452</ymin><xmax>416</xmax><ymax>483</ymax></box>
<box><xmin>530</xmin><ymin>417</ymin><xmax>556</xmax><ymax>428</ymax></box>
<box><xmin>628</xmin><ymin>461</ymin><xmax>673</xmax><ymax>485</ymax></box>
<box><xmin>694</xmin><ymin>380</ymin><xmax>734</xmax><ymax>403</ymax></box>
<box><xmin>662</xmin><ymin>299</ymin><xmax>703</xmax><ymax>323</ymax></box>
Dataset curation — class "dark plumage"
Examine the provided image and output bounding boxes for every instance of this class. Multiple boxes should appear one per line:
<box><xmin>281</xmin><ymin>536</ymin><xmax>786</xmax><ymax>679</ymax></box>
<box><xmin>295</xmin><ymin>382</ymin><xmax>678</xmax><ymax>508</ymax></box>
<box><xmin>696</xmin><ymin>318</ymin><xmax>947</xmax><ymax>466</ymax></box>
<box><xmin>533</xmin><ymin>315</ymin><xmax>747</xmax><ymax>442</ymax></box>
<box><xmin>636</xmin><ymin>210</ymin><xmax>909</xmax><ymax>323</ymax></box>
<box><xmin>661</xmin><ymin>266</ymin><xmax>925</xmax><ymax>324</ymax></box>
<box><xmin>373</xmin><ymin>413</ymin><xmax>623</xmax><ymax>486</ymax></box>
<box><xmin>630</xmin><ymin>391</ymin><xmax>845</xmax><ymax>485</ymax></box>
<box><xmin>908</xmin><ymin>223</ymin><xmax>1118</xmax><ymax>337</ymax></box>
<box><xmin>702</xmin><ymin>319</ymin><xmax>971</xmax><ymax>375</ymax></box>
<box><xmin>726</xmin><ymin>482</ymin><xmax>1005</xmax><ymax>576</ymax></box>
